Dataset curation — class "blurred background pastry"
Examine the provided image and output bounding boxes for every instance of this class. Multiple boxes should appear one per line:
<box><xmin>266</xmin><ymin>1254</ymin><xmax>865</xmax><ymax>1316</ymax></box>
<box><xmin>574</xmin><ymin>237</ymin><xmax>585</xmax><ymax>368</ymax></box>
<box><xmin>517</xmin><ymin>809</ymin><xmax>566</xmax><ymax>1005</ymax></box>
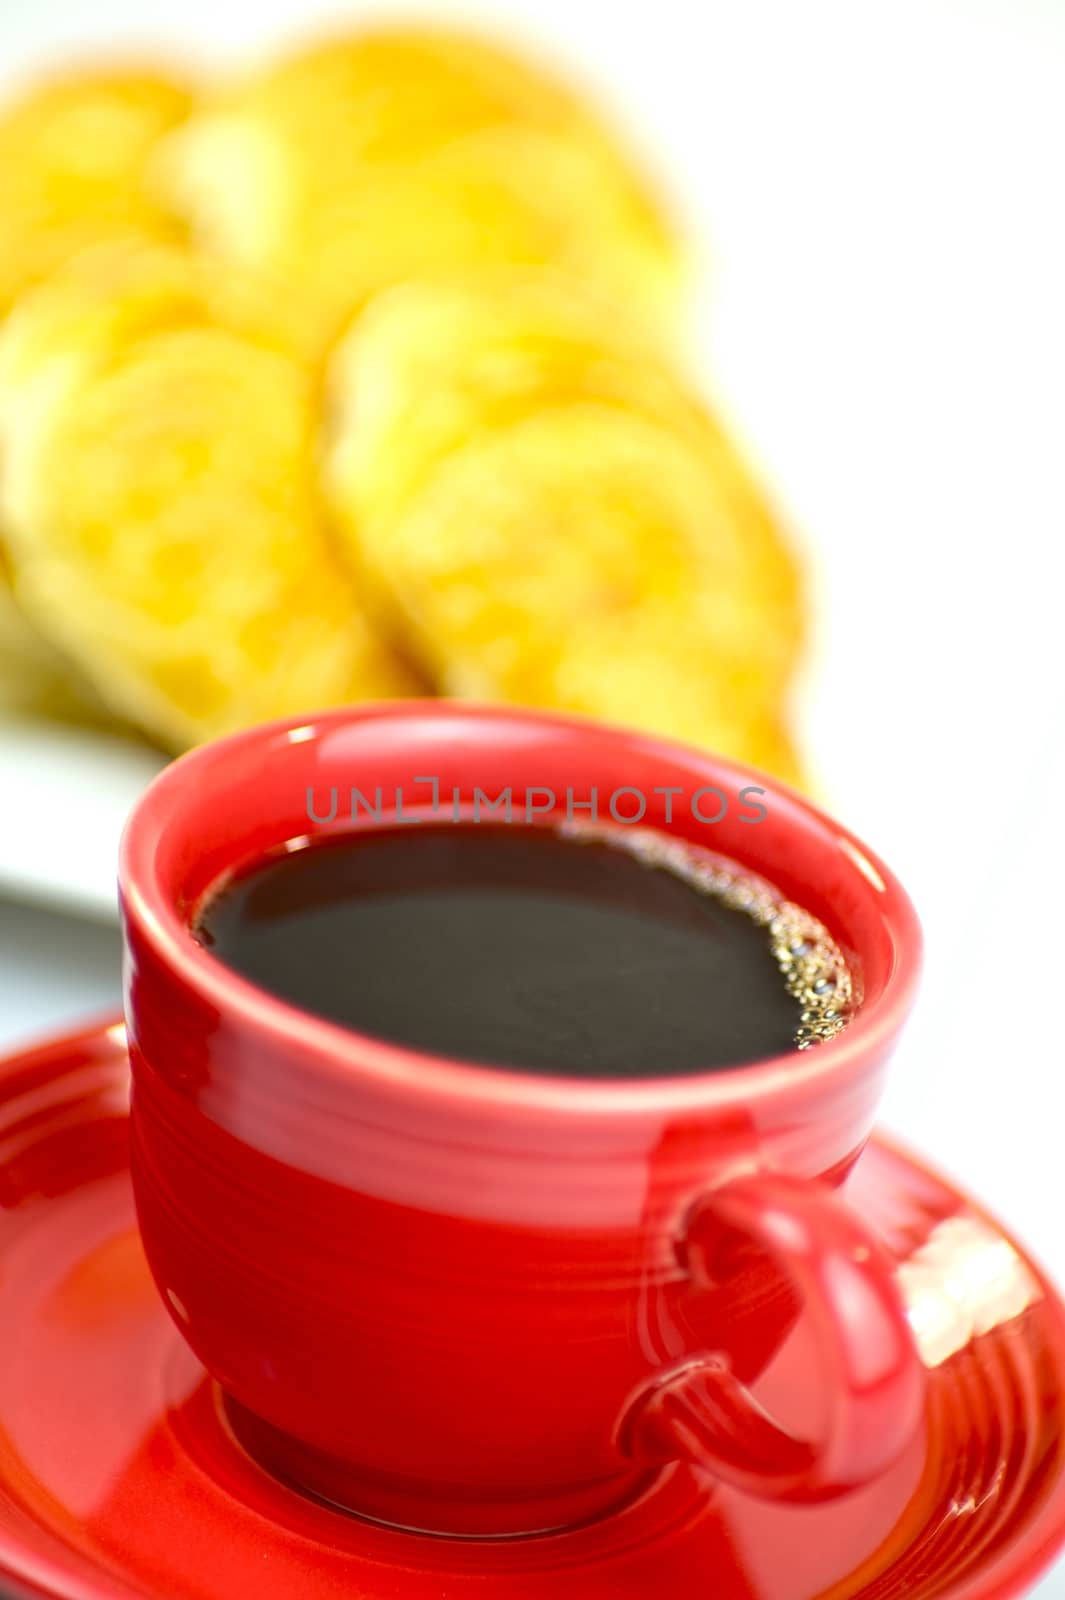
<box><xmin>152</xmin><ymin>27</ymin><xmax>684</xmax><ymax>359</ymax></box>
<box><xmin>0</xmin><ymin>547</ymin><xmax>116</xmax><ymax>724</ymax></box>
<box><xmin>0</xmin><ymin>66</ymin><xmax>192</xmax><ymax>314</ymax></box>
<box><xmin>0</xmin><ymin>238</ymin><xmax>416</xmax><ymax>749</ymax></box>
<box><xmin>0</xmin><ymin>67</ymin><xmax>194</xmax><ymax>729</ymax></box>
<box><xmin>324</xmin><ymin>271</ymin><xmax>803</xmax><ymax>782</ymax></box>
<box><xmin>0</xmin><ymin>22</ymin><xmax>803</xmax><ymax>782</ymax></box>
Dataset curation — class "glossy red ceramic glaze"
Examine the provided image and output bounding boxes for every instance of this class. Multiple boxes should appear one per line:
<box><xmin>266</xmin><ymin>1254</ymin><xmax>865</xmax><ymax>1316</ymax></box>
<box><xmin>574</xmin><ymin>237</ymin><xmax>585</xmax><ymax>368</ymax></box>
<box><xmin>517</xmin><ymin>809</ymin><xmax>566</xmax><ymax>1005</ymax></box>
<box><xmin>119</xmin><ymin>703</ymin><xmax>925</xmax><ymax>1534</ymax></box>
<box><xmin>2</xmin><ymin>1022</ymin><xmax>1064</xmax><ymax>1600</ymax></box>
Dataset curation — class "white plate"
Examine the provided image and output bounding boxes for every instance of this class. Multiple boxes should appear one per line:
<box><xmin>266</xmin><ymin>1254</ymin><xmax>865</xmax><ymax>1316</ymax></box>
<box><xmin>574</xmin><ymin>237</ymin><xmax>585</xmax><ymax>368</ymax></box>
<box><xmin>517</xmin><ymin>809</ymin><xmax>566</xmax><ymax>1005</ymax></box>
<box><xmin>0</xmin><ymin>719</ymin><xmax>166</xmax><ymax>921</ymax></box>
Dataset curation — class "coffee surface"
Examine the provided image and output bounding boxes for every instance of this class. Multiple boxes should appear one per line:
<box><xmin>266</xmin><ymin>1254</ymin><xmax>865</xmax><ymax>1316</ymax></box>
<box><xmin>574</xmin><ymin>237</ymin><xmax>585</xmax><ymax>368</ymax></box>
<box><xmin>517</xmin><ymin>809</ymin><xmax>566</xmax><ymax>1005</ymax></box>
<box><xmin>196</xmin><ymin>825</ymin><xmax>809</xmax><ymax>1078</ymax></box>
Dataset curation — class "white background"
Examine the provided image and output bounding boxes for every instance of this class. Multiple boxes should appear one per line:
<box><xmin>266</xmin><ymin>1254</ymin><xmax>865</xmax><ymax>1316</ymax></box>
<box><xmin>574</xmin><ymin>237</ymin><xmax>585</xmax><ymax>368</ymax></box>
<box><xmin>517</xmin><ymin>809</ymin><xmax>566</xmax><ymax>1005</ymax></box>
<box><xmin>0</xmin><ymin>1</ymin><xmax>1063</xmax><ymax>1592</ymax></box>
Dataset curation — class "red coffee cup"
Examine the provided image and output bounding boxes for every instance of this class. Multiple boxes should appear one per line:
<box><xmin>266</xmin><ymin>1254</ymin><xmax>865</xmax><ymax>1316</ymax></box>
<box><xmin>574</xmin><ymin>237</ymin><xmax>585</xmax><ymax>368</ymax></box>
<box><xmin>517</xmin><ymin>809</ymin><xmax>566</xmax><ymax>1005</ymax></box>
<box><xmin>120</xmin><ymin>702</ymin><xmax>924</xmax><ymax>1537</ymax></box>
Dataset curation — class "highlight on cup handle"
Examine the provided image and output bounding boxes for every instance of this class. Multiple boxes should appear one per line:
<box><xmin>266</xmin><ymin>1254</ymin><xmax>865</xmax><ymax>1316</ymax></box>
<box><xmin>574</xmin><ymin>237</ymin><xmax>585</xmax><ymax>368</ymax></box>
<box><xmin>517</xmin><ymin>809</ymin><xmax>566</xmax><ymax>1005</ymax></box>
<box><xmin>618</xmin><ymin>1170</ymin><xmax>926</xmax><ymax>1501</ymax></box>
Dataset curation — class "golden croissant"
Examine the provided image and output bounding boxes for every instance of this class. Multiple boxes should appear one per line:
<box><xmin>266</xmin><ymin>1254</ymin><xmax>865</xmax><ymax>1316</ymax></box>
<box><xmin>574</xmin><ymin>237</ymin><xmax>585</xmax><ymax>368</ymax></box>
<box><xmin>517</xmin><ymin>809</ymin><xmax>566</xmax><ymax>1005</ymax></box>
<box><xmin>324</xmin><ymin>272</ymin><xmax>804</xmax><ymax>784</ymax></box>
<box><xmin>153</xmin><ymin>26</ymin><xmax>685</xmax><ymax>357</ymax></box>
<box><xmin>0</xmin><ymin>240</ymin><xmax>415</xmax><ymax>749</ymax></box>
<box><xmin>0</xmin><ymin>67</ymin><xmax>194</xmax><ymax>718</ymax></box>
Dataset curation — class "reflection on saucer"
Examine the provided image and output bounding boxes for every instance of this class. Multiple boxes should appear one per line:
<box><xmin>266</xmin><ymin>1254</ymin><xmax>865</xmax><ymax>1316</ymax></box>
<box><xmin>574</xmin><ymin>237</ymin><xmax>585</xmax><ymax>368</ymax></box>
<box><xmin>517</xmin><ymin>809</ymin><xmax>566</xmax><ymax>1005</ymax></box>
<box><xmin>1</xmin><ymin>1023</ymin><xmax>1064</xmax><ymax>1600</ymax></box>
<box><xmin>899</xmin><ymin>1214</ymin><xmax>1041</xmax><ymax>1368</ymax></box>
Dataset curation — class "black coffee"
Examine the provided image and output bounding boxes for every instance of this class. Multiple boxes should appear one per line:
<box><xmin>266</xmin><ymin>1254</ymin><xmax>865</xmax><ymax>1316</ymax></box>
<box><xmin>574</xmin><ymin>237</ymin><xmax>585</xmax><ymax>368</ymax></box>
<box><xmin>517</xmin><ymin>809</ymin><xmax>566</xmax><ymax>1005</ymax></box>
<box><xmin>196</xmin><ymin>825</ymin><xmax>848</xmax><ymax>1079</ymax></box>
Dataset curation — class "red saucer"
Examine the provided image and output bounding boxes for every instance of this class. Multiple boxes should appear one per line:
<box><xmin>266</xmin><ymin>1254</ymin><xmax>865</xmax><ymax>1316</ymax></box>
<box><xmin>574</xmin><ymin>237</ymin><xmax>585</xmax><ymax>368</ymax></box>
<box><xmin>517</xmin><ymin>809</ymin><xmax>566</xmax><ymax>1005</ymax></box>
<box><xmin>1</xmin><ymin>1018</ymin><xmax>1064</xmax><ymax>1600</ymax></box>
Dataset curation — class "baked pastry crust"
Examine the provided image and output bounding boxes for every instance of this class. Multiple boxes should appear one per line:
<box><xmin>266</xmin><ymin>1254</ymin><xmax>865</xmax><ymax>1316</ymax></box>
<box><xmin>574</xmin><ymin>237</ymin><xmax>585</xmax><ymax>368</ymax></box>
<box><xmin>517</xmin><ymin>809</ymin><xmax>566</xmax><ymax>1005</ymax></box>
<box><xmin>152</xmin><ymin>27</ymin><xmax>685</xmax><ymax>356</ymax></box>
<box><xmin>0</xmin><ymin>241</ymin><xmax>415</xmax><ymax>748</ymax></box>
<box><xmin>324</xmin><ymin>273</ymin><xmax>803</xmax><ymax>778</ymax></box>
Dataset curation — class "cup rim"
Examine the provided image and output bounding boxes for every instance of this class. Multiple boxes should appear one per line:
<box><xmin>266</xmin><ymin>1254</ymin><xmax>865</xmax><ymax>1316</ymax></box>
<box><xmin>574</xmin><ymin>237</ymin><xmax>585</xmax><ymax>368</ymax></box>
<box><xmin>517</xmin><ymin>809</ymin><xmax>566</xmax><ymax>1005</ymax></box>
<box><xmin>119</xmin><ymin>701</ymin><xmax>922</xmax><ymax>1121</ymax></box>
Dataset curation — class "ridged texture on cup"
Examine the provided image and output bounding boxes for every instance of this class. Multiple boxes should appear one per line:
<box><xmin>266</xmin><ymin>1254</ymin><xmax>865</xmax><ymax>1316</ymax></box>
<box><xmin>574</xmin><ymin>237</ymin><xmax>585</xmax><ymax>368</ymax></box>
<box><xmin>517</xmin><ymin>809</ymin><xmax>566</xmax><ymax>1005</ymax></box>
<box><xmin>3</xmin><ymin>1026</ymin><xmax>1060</xmax><ymax>1599</ymax></box>
<box><xmin>324</xmin><ymin>273</ymin><xmax>805</xmax><ymax>784</ymax></box>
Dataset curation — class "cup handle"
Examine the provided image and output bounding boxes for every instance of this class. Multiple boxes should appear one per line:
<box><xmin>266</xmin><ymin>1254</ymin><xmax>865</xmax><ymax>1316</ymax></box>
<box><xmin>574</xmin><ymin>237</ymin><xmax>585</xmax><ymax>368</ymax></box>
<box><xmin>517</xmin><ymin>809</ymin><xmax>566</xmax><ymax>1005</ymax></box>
<box><xmin>620</xmin><ymin>1170</ymin><xmax>925</xmax><ymax>1501</ymax></box>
